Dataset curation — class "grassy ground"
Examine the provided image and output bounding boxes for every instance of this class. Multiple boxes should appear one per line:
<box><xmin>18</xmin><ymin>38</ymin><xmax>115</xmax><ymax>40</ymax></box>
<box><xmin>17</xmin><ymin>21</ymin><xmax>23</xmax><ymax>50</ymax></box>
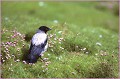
<box><xmin>1</xmin><ymin>1</ymin><xmax>119</xmax><ymax>78</ymax></box>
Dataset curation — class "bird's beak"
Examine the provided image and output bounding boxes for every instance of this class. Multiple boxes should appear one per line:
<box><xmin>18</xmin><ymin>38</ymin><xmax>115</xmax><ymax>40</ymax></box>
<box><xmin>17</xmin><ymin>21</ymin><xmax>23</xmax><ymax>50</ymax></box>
<box><xmin>49</xmin><ymin>28</ymin><xmax>52</xmax><ymax>30</ymax></box>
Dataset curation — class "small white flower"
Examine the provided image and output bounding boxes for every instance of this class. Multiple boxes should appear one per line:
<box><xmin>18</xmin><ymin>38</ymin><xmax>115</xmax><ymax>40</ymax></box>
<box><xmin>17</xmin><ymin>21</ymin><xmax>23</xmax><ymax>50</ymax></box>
<box><xmin>96</xmin><ymin>42</ymin><xmax>102</xmax><ymax>46</ymax></box>
<box><xmin>39</xmin><ymin>2</ymin><xmax>45</xmax><ymax>7</ymax></box>
<box><xmin>59</xmin><ymin>42</ymin><xmax>61</xmax><ymax>44</ymax></box>
<box><xmin>83</xmin><ymin>48</ymin><xmax>86</xmax><ymax>51</ymax></box>
<box><xmin>12</xmin><ymin>54</ymin><xmax>15</xmax><ymax>58</ymax></box>
<box><xmin>5</xmin><ymin>17</ymin><xmax>9</xmax><ymax>20</ymax></box>
<box><xmin>3</xmin><ymin>60</ymin><xmax>5</xmax><ymax>62</ymax></box>
<box><xmin>76</xmin><ymin>46</ymin><xmax>78</xmax><ymax>48</ymax></box>
<box><xmin>11</xmin><ymin>70</ymin><xmax>13</xmax><ymax>72</ymax></box>
<box><xmin>41</xmin><ymin>65</ymin><xmax>45</xmax><ymax>68</ymax></box>
<box><xmin>42</xmin><ymin>70</ymin><xmax>45</xmax><ymax>72</ymax></box>
<box><xmin>55</xmin><ymin>68</ymin><xmax>57</xmax><ymax>70</ymax></box>
<box><xmin>60</xmin><ymin>47</ymin><xmax>64</xmax><ymax>50</ymax></box>
<box><xmin>59</xmin><ymin>38</ymin><xmax>63</xmax><ymax>41</ymax></box>
<box><xmin>60</xmin><ymin>56</ymin><xmax>62</xmax><ymax>59</ymax></box>
<box><xmin>77</xmin><ymin>33</ymin><xmax>80</xmax><ymax>35</ymax></box>
<box><xmin>48</xmin><ymin>53</ymin><xmax>50</xmax><ymax>56</ymax></box>
<box><xmin>61</xmin><ymin>47</ymin><xmax>64</xmax><ymax>50</ymax></box>
<box><xmin>45</xmin><ymin>68</ymin><xmax>48</xmax><ymax>70</ymax></box>
<box><xmin>100</xmin><ymin>53</ymin><xmax>104</xmax><ymax>56</ymax></box>
<box><xmin>53</xmin><ymin>20</ymin><xmax>58</xmax><ymax>23</ymax></box>
<box><xmin>50</xmin><ymin>34</ymin><xmax>53</xmax><ymax>38</ymax></box>
<box><xmin>5</xmin><ymin>56</ymin><xmax>8</xmax><ymax>59</ymax></box>
<box><xmin>16</xmin><ymin>59</ymin><xmax>20</xmax><ymax>62</ymax></box>
<box><xmin>43</xmin><ymin>58</ymin><xmax>48</xmax><ymax>60</ymax></box>
<box><xmin>86</xmin><ymin>52</ymin><xmax>89</xmax><ymax>54</ymax></box>
<box><xmin>23</xmin><ymin>61</ymin><xmax>27</xmax><ymax>64</ymax></box>
<box><xmin>64</xmin><ymin>22</ymin><xmax>67</xmax><ymax>24</ymax></box>
<box><xmin>58</xmin><ymin>31</ymin><xmax>62</xmax><ymax>34</ymax></box>
<box><xmin>58</xmin><ymin>57</ymin><xmax>61</xmax><ymax>60</ymax></box>
<box><xmin>56</xmin><ymin>57</ymin><xmax>58</xmax><ymax>59</ymax></box>
<box><xmin>72</xmin><ymin>72</ymin><xmax>76</xmax><ymax>75</ymax></box>
<box><xmin>58</xmin><ymin>56</ymin><xmax>62</xmax><ymax>60</ymax></box>
<box><xmin>95</xmin><ymin>53</ymin><xmax>98</xmax><ymax>56</ymax></box>
<box><xmin>54</xmin><ymin>38</ymin><xmax>57</xmax><ymax>40</ymax></box>
<box><xmin>51</xmin><ymin>49</ymin><xmax>53</xmax><ymax>52</ymax></box>
<box><xmin>99</xmin><ymin>35</ymin><xmax>102</xmax><ymax>38</ymax></box>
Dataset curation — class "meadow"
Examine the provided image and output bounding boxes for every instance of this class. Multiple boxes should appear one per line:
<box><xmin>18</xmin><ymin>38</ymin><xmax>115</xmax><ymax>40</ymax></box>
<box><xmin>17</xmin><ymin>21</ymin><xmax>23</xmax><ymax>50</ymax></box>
<box><xmin>1</xmin><ymin>1</ymin><xmax>119</xmax><ymax>78</ymax></box>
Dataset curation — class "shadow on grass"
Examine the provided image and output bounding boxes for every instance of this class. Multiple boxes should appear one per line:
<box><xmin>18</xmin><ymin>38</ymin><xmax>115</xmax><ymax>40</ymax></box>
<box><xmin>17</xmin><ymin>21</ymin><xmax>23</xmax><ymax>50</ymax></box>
<box><xmin>88</xmin><ymin>62</ymin><xmax>115</xmax><ymax>78</ymax></box>
<box><xmin>24</xmin><ymin>32</ymin><xmax>34</xmax><ymax>42</ymax></box>
<box><xmin>21</xmin><ymin>47</ymin><xmax>29</xmax><ymax>61</ymax></box>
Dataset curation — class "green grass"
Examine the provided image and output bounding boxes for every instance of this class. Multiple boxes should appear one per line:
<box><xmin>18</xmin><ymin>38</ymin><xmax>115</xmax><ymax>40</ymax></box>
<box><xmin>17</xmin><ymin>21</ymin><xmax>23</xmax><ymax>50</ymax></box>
<box><xmin>1</xmin><ymin>1</ymin><xmax>119</xmax><ymax>78</ymax></box>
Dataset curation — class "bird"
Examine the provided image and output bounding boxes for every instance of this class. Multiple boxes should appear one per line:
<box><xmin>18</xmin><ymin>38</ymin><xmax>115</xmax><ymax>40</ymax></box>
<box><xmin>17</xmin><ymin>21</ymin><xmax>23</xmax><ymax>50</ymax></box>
<box><xmin>27</xmin><ymin>26</ymin><xmax>51</xmax><ymax>63</ymax></box>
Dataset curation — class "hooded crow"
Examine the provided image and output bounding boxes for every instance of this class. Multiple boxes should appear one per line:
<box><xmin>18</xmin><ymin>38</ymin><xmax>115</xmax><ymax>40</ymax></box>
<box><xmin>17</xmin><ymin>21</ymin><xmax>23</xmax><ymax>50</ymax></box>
<box><xmin>27</xmin><ymin>26</ymin><xmax>51</xmax><ymax>63</ymax></box>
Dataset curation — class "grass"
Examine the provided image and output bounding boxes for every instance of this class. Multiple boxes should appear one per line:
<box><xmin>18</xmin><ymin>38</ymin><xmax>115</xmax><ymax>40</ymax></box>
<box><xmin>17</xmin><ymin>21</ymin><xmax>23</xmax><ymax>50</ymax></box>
<box><xmin>1</xmin><ymin>1</ymin><xmax>119</xmax><ymax>78</ymax></box>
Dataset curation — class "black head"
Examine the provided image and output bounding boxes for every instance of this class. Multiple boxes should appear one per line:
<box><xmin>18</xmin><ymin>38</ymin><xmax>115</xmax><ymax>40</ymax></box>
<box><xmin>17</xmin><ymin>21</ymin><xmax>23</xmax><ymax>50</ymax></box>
<box><xmin>39</xmin><ymin>26</ymin><xmax>51</xmax><ymax>33</ymax></box>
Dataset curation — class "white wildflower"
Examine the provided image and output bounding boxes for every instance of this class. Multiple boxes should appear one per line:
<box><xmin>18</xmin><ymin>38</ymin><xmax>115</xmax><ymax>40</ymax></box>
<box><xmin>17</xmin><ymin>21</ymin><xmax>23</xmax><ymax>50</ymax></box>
<box><xmin>60</xmin><ymin>47</ymin><xmax>64</xmax><ymax>50</ymax></box>
<box><xmin>53</xmin><ymin>20</ymin><xmax>58</xmax><ymax>23</ymax></box>
<box><xmin>39</xmin><ymin>2</ymin><xmax>45</xmax><ymax>7</ymax></box>
<box><xmin>23</xmin><ymin>61</ymin><xmax>27</xmax><ymax>64</ymax></box>
<box><xmin>76</xmin><ymin>46</ymin><xmax>78</xmax><ymax>48</ymax></box>
<box><xmin>51</xmin><ymin>49</ymin><xmax>53</xmax><ymax>52</ymax></box>
<box><xmin>56</xmin><ymin>57</ymin><xmax>58</xmax><ymax>59</ymax></box>
<box><xmin>86</xmin><ymin>52</ymin><xmax>89</xmax><ymax>54</ymax></box>
<box><xmin>99</xmin><ymin>35</ymin><xmax>102</xmax><ymax>38</ymax></box>
<box><xmin>45</xmin><ymin>68</ymin><xmax>48</xmax><ymax>70</ymax></box>
<box><xmin>49</xmin><ymin>34</ymin><xmax>53</xmax><ymax>38</ymax></box>
<box><xmin>11</xmin><ymin>70</ymin><xmax>13</xmax><ymax>72</ymax></box>
<box><xmin>42</xmin><ymin>70</ymin><xmax>45</xmax><ymax>72</ymax></box>
<box><xmin>5</xmin><ymin>17</ymin><xmax>9</xmax><ymax>20</ymax></box>
<box><xmin>16</xmin><ymin>59</ymin><xmax>20</xmax><ymax>62</ymax></box>
<box><xmin>58</xmin><ymin>31</ymin><xmax>62</xmax><ymax>34</ymax></box>
<box><xmin>55</xmin><ymin>68</ymin><xmax>57</xmax><ymax>70</ymax></box>
<box><xmin>48</xmin><ymin>53</ymin><xmax>50</xmax><ymax>56</ymax></box>
<box><xmin>96</xmin><ymin>42</ymin><xmax>102</xmax><ymax>46</ymax></box>
<box><xmin>3</xmin><ymin>60</ymin><xmax>5</xmax><ymax>62</ymax></box>
<box><xmin>54</xmin><ymin>38</ymin><xmax>57</xmax><ymax>40</ymax></box>
<box><xmin>59</xmin><ymin>38</ymin><xmax>63</xmax><ymax>41</ymax></box>
<box><xmin>59</xmin><ymin>42</ymin><xmax>61</xmax><ymax>44</ymax></box>
<box><xmin>72</xmin><ymin>72</ymin><xmax>76</xmax><ymax>75</ymax></box>
<box><xmin>58</xmin><ymin>57</ymin><xmax>61</xmax><ymax>60</ymax></box>
<box><xmin>95</xmin><ymin>53</ymin><xmax>98</xmax><ymax>56</ymax></box>
<box><xmin>64</xmin><ymin>22</ymin><xmax>67</xmax><ymax>24</ymax></box>
<box><xmin>43</xmin><ymin>58</ymin><xmax>48</xmax><ymax>61</ymax></box>
<box><xmin>83</xmin><ymin>48</ymin><xmax>86</xmax><ymax>51</ymax></box>
<box><xmin>58</xmin><ymin>56</ymin><xmax>62</xmax><ymax>60</ymax></box>
<box><xmin>41</xmin><ymin>65</ymin><xmax>45</xmax><ymax>68</ymax></box>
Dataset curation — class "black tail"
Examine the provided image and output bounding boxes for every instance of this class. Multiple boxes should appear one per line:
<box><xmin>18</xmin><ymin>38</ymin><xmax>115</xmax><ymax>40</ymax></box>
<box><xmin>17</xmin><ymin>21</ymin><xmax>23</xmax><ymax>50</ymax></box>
<box><xmin>27</xmin><ymin>43</ymin><xmax>45</xmax><ymax>63</ymax></box>
<box><xmin>27</xmin><ymin>54</ymin><xmax>39</xmax><ymax>63</ymax></box>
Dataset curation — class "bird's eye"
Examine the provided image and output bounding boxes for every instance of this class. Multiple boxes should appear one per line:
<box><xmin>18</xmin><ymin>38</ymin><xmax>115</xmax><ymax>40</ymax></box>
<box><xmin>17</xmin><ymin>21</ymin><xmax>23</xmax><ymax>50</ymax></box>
<box><xmin>46</xmin><ymin>28</ymin><xmax>48</xmax><ymax>30</ymax></box>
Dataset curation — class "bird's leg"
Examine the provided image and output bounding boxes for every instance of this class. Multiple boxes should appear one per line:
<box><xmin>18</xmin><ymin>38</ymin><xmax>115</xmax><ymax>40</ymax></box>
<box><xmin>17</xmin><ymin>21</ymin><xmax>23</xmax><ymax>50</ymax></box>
<box><xmin>39</xmin><ymin>55</ymin><xmax>46</xmax><ymax>62</ymax></box>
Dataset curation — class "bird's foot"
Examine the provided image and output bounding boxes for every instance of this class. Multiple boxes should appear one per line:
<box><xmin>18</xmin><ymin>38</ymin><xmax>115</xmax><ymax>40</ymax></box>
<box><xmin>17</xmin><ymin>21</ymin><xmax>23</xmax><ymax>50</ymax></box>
<box><xmin>41</xmin><ymin>58</ymin><xmax>48</xmax><ymax>62</ymax></box>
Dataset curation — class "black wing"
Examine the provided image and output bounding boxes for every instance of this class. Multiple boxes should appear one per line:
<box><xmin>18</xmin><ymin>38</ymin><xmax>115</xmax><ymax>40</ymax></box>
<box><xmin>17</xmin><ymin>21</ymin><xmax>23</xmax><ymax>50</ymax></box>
<box><xmin>27</xmin><ymin>37</ymin><xmax>48</xmax><ymax>63</ymax></box>
<box><xmin>29</xmin><ymin>37</ymin><xmax>48</xmax><ymax>56</ymax></box>
<box><xmin>29</xmin><ymin>42</ymin><xmax>33</xmax><ymax>53</ymax></box>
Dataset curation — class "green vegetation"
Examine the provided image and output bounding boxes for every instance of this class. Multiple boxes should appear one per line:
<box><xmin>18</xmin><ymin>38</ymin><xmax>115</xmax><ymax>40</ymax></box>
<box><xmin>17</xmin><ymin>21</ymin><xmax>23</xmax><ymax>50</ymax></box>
<box><xmin>1</xmin><ymin>1</ymin><xmax>118</xmax><ymax>78</ymax></box>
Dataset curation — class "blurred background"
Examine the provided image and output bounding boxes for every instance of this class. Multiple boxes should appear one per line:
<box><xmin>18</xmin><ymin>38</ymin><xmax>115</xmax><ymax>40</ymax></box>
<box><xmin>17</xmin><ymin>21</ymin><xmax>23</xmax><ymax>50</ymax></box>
<box><xmin>1</xmin><ymin>1</ymin><xmax>119</xmax><ymax>78</ymax></box>
<box><xmin>2</xmin><ymin>1</ymin><xmax>119</xmax><ymax>32</ymax></box>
